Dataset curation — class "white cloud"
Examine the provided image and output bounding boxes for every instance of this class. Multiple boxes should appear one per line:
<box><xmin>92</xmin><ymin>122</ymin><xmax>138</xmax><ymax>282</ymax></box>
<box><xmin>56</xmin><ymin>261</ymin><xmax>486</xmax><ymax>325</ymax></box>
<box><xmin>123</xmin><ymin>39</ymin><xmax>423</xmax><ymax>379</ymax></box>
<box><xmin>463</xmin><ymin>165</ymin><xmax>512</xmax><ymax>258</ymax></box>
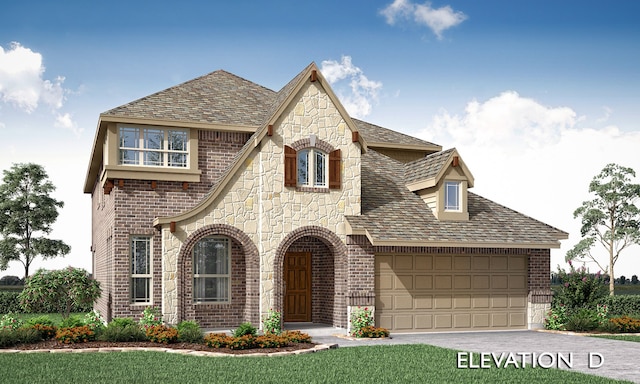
<box><xmin>421</xmin><ymin>92</ymin><xmax>640</xmax><ymax>276</ymax></box>
<box><xmin>381</xmin><ymin>0</ymin><xmax>467</xmax><ymax>39</ymax></box>
<box><xmin>320</xmin><ymin>56</ymin><xmax>382</xmax><ymax>118</ymax></box>
<box><xmin>54</xmin><ymin>112</ymin><xmax>82</xmax><ymax>135</ymax></box>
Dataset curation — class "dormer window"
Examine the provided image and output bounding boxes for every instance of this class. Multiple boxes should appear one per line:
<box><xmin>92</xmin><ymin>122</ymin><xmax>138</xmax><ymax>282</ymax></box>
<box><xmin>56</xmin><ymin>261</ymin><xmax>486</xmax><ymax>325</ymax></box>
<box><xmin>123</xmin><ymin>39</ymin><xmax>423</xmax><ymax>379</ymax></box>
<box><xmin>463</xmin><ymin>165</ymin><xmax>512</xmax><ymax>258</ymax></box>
<box><xmin>297</xmin><ymin>149</ymin><xmax>328</xmax><ymax>187</ymax></box>
<box><xmin>444</xmin><ymin>181</ymin><xmax>461</xmax><ymax>211</ymax></box>
<box><xmin>119</xmin><ymin>126</ymin><xmax>188</xmax><ymax>168</ymax></box>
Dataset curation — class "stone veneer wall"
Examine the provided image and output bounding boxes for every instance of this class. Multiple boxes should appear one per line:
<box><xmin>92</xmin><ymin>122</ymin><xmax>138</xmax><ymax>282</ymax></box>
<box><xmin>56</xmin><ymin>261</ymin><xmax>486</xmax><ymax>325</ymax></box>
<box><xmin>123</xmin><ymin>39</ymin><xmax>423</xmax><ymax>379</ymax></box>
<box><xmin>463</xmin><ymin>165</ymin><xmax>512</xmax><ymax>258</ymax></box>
<box><xmin>91</xmin><ymin>131</ymin><xmax>251</xmax><ymax>322</ymax></box>
<box><xmin>162</xmin><ymin>81</ymin><xmax>361</xmax><ymax>326</ymax></box>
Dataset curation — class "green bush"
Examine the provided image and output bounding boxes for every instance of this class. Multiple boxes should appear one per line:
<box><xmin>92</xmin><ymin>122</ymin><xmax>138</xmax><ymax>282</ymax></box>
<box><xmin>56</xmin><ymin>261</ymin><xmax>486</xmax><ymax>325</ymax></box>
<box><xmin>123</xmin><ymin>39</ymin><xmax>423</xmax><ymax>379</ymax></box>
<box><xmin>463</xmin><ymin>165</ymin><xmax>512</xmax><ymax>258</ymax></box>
<box><xmin>602</xmin><ymin>295</ymin><xmax>640</xmax><ymax>316</ymax></box>
<box><xmin>0</xmin><ymin>313</ymin><xmax>23</xmax><ymax>330</ymax></box>
<box><xmin>60</xmin><ymin>315</ymin><xmax>85</xmax><ymax>328</ymax></box>
<box><xmin>564</xmin><ymin>308</ymin><xmax>599</xmax><ymax>332</ymax></box>
<box><xmin>0</xmin><ymin>327</ymin><xmax>41</xmax><ymax>347</ymax></box>
<box><xmin>0</xmin><ymin>291</ymin><xmax>22</xmax><ymax>313</ymax></box>
<box><xmin>262</xmin><ymin>309</ymin><xmax>282</xmax><ymax>335</ymax></box>
<box><xmin>176</xmin><ymin>320</ymin><xmax>203</xmax><ymax>343</ymax></box>
<box><xmin>350</xmin><ymin>307</ymin><xmax>375</xmax><ymax>337</ymax></box>
<box><xmin>25</xmin><ymin>315</ymin><xmax>55</xmax><ymax>327</ymax></box>
<box><xmin>139</xmin><ymin>307</ymin><xmax>163</xmax><ymax>329</ymax></box>
<box><xmin>233</xmin><ymin>322</ymin><xmax>257</xmax><ymax>337</ymax></box>
<box><xmin>98</xmin><ymin>318</ymin><xmax>146</xmax><ymax>342</ymax></box>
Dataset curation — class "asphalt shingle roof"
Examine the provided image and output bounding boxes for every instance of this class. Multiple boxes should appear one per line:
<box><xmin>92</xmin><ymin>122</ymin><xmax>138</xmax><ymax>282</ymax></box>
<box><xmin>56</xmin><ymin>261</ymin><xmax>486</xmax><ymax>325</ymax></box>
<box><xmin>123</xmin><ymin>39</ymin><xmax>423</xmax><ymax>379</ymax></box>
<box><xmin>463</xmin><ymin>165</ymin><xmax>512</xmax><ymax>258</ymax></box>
<box><xmin>353</xmin><ymin>119</ymin><xmax>439</xmax><ymax>149</ymax></box>
<box><xmin>404</xmin><ymin>148</ymin><xmax>455</xmax><ymax>184</ymax></box>
<box><xmin>346</xmin><ymin>149</ymin><xmax>567</xmax><ymax>245</ymax></box>
<box><xmin>102</xmin><ymin>70</ymin><xmax>277</xmax><ymax>126</ymax></box>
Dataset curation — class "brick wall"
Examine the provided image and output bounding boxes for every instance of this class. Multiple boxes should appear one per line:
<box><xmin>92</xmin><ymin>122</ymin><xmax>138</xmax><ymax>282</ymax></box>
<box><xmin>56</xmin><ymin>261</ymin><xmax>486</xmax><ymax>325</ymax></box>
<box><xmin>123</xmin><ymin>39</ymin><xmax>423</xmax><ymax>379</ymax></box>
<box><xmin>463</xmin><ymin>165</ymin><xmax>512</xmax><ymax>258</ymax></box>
<box><xmin>91</xmin><ymin>130</ymin><xmax>251</xmax><ymax>322</ymax></box>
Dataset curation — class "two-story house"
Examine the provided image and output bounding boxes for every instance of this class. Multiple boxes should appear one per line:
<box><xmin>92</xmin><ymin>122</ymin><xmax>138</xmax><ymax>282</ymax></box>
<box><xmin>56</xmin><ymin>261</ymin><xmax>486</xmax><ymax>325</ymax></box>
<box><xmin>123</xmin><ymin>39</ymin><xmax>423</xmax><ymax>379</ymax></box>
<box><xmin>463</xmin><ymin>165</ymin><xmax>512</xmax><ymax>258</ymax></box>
<box><xmin>84</xmin><ymin>62</ymin><xmax>567</xmax><ymax>332</ymax></box>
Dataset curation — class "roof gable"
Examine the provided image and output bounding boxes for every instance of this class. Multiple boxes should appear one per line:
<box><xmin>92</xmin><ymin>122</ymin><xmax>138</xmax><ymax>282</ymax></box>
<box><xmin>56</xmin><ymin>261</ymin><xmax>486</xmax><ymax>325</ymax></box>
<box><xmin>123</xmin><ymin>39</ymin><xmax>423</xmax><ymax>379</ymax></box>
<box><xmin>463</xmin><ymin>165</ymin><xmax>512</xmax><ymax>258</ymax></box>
<box><xmin>404</xmin><ymin>148</ymin><xmax>475</xmax><ymax>191</ymax></box>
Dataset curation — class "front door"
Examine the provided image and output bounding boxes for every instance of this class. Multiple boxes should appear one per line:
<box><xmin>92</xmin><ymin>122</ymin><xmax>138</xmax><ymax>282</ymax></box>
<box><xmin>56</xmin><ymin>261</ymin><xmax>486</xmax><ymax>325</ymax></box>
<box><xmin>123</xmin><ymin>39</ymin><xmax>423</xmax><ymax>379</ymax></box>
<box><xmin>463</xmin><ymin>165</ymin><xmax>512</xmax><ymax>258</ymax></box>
<box><xmin>284</xmin><ymin>252</ymin><xmax>311</xmax><ymax>322</ymax></box>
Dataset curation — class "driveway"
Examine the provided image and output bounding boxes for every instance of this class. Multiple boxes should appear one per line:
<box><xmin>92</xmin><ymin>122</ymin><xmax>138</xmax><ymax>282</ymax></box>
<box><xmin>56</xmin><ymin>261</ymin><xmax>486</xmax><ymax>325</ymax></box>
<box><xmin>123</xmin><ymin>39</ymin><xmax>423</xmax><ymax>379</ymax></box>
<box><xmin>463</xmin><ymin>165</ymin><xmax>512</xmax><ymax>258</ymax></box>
<box><xmin>309</xmin><ymin>329</ymin><xmax>639</xmax><ymax>383</ymax></box>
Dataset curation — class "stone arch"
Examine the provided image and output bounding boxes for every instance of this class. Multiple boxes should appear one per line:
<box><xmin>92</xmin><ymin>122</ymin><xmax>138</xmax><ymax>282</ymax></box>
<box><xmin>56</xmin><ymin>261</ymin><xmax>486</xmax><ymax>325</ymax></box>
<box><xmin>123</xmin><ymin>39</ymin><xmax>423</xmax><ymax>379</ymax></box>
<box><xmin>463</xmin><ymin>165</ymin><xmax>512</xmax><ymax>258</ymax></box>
<box><xmin>290</xmin><ymin>137</ymin><xmax>335</xmax><ymax>153</ymax></box>
<box><xmin>274</xmin><ymin>225</ymin><xmax>348</xmax><ymax>327</ymax></box>
<box><xmin>177</xmin><ymin>224</ymin><xmax>259</xmax><ymax>327</ymax></box>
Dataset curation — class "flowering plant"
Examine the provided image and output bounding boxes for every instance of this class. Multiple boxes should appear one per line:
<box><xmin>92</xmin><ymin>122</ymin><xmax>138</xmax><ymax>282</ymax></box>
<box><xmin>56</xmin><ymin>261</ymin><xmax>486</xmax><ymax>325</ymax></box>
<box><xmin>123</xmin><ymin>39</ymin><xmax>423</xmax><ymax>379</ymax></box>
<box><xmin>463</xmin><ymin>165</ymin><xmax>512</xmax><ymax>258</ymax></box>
<box><xmin>544</xmin><ymin>304</ymin><xmax>568</xmax><ymax>330</ymax></box>
<box><xmin>350</xmin><ymin>307</ymin><xmax>374</xmax><ymax>337</ymax></box>
<box><xmin>84</xmin><ymin>310</ymin><xmax>106</xmax><ymax>332</ymax></box>
<box><xmin>553</xmin><ymin>262</ymin><xmax>607</xmax><ymax>309</ymax></box>
<box><xmin>0</xmin><ymin>313</ymin><xmax>23</xmax><ymax>330</ymax></box>
<box><xmin>262</xmin><ymin>308</ymin><xmax>282</xmax><ymax>335</ymax></box>
<box><xmin>139</xmin><ymin>307</ymin><xmax>163</xmax><ymax>329</ymax></box>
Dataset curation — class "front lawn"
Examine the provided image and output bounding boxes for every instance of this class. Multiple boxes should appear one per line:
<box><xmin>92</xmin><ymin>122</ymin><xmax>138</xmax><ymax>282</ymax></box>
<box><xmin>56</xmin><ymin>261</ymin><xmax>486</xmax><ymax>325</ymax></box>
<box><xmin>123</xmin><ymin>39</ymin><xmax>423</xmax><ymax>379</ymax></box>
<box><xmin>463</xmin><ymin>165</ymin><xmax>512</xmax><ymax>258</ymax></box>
<box><xmin>591</xmin><ymin>335</ymin><xmax>640</xmax><ymax>343</ymax></box>
<box><xmin>0</xmin><ymin>344</ymin><xmax>627</xmax><ymax>383</ymax></box>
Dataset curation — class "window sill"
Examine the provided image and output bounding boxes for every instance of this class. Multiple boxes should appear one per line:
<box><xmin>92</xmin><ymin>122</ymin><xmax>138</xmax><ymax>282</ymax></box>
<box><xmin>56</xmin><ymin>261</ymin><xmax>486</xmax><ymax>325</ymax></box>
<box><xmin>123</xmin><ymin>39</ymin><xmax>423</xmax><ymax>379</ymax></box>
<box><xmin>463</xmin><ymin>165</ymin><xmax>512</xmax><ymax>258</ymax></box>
<box><xmin>101</xmin><ymin>165</ymin><xmax>201</xmax><ymax>184</ymax></box>
<box><xmin>295</xmin><ymin>186</ymin><xmax>330</xmax><ymax>193</ymax></box>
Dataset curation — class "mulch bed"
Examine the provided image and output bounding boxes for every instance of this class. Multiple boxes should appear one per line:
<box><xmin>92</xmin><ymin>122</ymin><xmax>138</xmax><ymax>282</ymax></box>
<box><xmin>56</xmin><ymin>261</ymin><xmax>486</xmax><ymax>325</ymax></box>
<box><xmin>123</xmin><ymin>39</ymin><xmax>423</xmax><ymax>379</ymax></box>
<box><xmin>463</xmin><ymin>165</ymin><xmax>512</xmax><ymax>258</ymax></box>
<box><xmin>5</xmin><ymin>340</ymin><xmax>317</xmax><ymax>355</ymax></box>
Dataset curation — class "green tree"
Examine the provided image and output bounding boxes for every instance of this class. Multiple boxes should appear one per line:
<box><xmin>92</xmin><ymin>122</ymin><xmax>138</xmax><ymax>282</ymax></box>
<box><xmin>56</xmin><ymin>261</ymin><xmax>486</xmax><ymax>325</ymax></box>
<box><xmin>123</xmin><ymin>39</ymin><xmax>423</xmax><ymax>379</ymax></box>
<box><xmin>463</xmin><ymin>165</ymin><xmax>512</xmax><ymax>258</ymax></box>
<box><xmin>0</xmin><ymin>163</ymin><xmax>70</xmax><ymax>279</ymax></box>
<box><xmin>566</xmin><ymin>163</ymin><xmax>640</xmax><ymax>295</ymax></box>
<box><xmin>19</xmin><ymin>267</ymin><xmax>101</xmax><ymax>318</ymax></box>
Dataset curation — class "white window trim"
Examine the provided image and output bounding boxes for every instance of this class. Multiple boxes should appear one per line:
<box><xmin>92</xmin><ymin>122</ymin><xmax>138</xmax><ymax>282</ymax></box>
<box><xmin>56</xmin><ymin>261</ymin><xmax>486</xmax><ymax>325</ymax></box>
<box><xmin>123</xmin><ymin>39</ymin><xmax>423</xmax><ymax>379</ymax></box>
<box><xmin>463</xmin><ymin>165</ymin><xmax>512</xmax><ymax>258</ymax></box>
<box><xmin>130</xmin><ymin>236</ymin><xmax>152</xmax><ymax>304</ymax></box>
<box><xmin>193</xmin><ymin>237</ymin><xmax>231</xmax><ymax>304</ymax></box>
<box><xmin>444</xmin><ymin>181</ymin><xmax>461</xmax><ymax>211</ymax></box>
<box><xmin>118</xmin><ymin>125</ymin><xmax>189</xmax><ymax>168</ymax></box>
<box><xmin>298</xmin><ymin>148</ymin><xmax>328</xmax><ymax>188</ymax></box>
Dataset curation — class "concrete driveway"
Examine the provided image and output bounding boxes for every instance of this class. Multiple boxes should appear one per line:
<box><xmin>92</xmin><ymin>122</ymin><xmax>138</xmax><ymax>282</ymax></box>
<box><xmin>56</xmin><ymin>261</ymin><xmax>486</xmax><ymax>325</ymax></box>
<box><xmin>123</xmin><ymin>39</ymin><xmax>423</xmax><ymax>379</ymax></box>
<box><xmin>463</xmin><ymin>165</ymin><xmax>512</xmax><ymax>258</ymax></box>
<box><xmin>308</xmin><ymin>329</ymin><xmax>640</xmax><ymax>383</ymax></box>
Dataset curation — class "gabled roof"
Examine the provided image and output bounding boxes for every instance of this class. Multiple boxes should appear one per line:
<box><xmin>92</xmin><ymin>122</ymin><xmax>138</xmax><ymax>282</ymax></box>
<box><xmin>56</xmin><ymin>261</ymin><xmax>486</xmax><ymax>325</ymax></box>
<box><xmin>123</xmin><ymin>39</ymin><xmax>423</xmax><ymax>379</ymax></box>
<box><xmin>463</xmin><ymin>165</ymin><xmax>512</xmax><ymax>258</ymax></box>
<box><xmin>102</xmin><ymin>70</ymin><xmax>276</xmax><ymax>127</ymax></box>
<box><xmin>353</xmin><ymin>119</ymin><xmax>440</xmax><ymax>152</ymax></box>
<box><xmin>404</xmin><ymin>147</ymin><xmax>475</xmax><ymax>189</ymax></box>
<box><xmin>345</xmin><ymin>149</ymin><xmax>568</xmax><ymax>248</ymax></box>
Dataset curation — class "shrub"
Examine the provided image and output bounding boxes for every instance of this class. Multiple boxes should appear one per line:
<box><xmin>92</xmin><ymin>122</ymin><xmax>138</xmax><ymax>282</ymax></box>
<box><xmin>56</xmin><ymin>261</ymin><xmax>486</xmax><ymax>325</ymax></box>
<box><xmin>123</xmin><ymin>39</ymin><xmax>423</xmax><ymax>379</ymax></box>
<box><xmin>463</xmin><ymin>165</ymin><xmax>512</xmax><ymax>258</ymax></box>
<box><xmin>19</xmin><ymin>267</ymin><xmax>101</xmax><ymax>319</ymax></box>
<box><xmin>145</xmin><ymin>324</ymin><xmax>178</xmax><ymax>344</ymax></box>
<box><xmin>176</xmin><ymin>320</ymin><xmax>203</xmax><ymax>343</ymax></box>
<box><xmin>609</xmin><ymin>316</ymin><xmax>640</xmax><ymax>333</ymax></box>
<box><xmin>602</xmin><ymin>295</ymin><xmax>640</xmax><ymax>316</ymax></box>
<box><xmin>25</xmin><ymin>315</ymin><xmax>55</xmax><ymax>327</ymax></box>
<box><xmin>204</xmin><ymin>333</ymin><xmax>234</xmax><ymax>348</ymax></box>
<box><xmin>564</xmin><ymin>308</ymin><xmax>599</xmax><ymax>332</ymax></box>
<box><xmin>281</xmin><ymin>330</ymin><xmax>312</xmax><ymax>344</ymax></box>
<box><xmin>545</xmin><ymin>304</ymin><xmax>569</xmax><ymax>330</ymax></box>
<box><xmin>262</xmin><ymin>309</ymin><xmax>282</xmax><ymax>335</ymax></box>
<box><xmin>60</xmin><ymin>315</ymin><xmax>85</xmax><ymax>328</ymax></box>
<box><xmin>0</xmin><ymin>291</ymin><xmax>22</xmax><ymax>313</ymax></box>
<box><xmin>0</xmin><ymin>313</ymin><xmax>23</xmax><ymax>330</ymax></box>
<box><xmin>228</xmin><ymin>334</ymin><xmax>255</xmax><ymax>350</ymax></box>
<box><xmin>139</xmin><ymin>307</ymin><xmax>163</xmax><ymax>330</ymax></box>
<box><xmin>553</xmin><ymin>262</ymin><xmax>607</xmax><ymax>310</ymax></box>
<box><xmin>233</xmin><ymin>322</ymin><xmax>257</xmax><ymax>337</ymax></box>
<box><xmin>56</xmin><ymin>325</ymin><xmax>95</xmax><ymax>344</ymax></box>
<box><xmin>597</xmin><ymin>319</ymin><xmax>622</xmax><ymax>333</ymax></box>
<box><xmin>98</xmin><ymin>318</ymin><xmax>146</xmax><ymax>342</ymax></box>
<box><xmin>350</xmin><ymin>307</ymin><xmax>374</xmax><ymax>337</ymax></box>
<box><xmin>30</xmin><ymin>324</ymin><xmax>57</xmax><ymax>340</ymax></box>
<box><xmin>359</xmin><ymin>326</ymin><xmax>389</xmax><ymax>338</ymax></box>
<box><xmin>83</xmin><ymin>310</ymin><xmax>106</xmax><ymax>337</ymax></box>
<box><xmin>255</xmin><ymin>334</ymin><xmax>288</xmax><ymax>348</ymax></box>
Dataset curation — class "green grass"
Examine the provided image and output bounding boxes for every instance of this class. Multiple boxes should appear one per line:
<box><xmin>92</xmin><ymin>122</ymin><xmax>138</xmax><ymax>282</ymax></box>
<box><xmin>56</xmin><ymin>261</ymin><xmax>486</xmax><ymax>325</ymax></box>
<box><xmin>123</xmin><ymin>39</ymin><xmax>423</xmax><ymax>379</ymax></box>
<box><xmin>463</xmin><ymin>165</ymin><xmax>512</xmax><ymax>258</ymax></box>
<box><xmin>591</xmin><ymin>335</ymin><xmax>640</xmax><ymax>343</ymax></box>
<box><xmin>0</xmin><ymin>345</ymin><xmax>628</xmax><ymax>383</ymax></box>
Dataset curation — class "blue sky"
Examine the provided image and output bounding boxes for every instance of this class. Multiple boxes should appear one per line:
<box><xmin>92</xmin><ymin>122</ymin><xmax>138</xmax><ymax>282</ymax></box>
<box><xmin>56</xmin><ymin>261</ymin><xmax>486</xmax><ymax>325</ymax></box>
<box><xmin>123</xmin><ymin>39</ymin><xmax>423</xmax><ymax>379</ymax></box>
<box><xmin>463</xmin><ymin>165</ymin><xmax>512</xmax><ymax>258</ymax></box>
<box><xmin>1</xmin><ymin>0</ymin><xmax>639</xmax><ymax>278</ymax></box>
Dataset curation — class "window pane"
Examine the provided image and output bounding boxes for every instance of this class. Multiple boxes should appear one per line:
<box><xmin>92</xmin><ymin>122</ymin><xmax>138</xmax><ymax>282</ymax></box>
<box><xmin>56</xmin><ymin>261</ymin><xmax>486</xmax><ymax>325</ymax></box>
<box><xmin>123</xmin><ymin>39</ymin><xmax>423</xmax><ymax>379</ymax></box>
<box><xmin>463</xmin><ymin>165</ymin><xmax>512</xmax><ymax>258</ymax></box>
<box><xmin>445</xmin><ymin>182</ymin><xmax>460</xmax><ymax>210</ymax></box>
<box><xmin>120</xmin><ymin>149</ymin><xmax>140</xmax><ymax>165</ymax></box>
<box><xmin>144</xmin><ymin>129</ymin><xmax>164</xmax><ymax>150</ymax></box>
<box><xmin>144</xmin><ymin>151</ymin><xmax>163</xmax><ymax>166</ymax></box>
<box><xmin>194</xmin><ymin>238</ymin><xmax>229</xmax><ymax>275</ymax></box>
<box><xmin>131</xmin><ymin>237</ymin><xmax>150</xmax><ymax>275</ymax></box>
<box><xmin>168</xmin><ymin>153</ymin><xmax>187</xmax><ymax>167</ymax></box>
<box><xmin>193</xmin><ymin>277</ymin><xmax>229</xmax><ymax>302</ymax></box>
<box><xmin>120</xmin><ymin>127</ymin><xmax>139</xmax><ymax>148</ymax></box>
<box><xmin>168</xmin><ymin>130</ymin><xmax>187</xmax><ymax>151</ymax></box>
<box><xmin>131</xmin><ymin>278</ymin><xmax>150</xmax><ymax>302</ymax></box>
<box><xmin>297</xmin><ymin>149</ymin><xmax>309</xmax><ymax>185</ymax></box>
<box><xmin>315</xmin><ymin>151</ymin><xmax>326</xmax><ymax>186</ymax></box>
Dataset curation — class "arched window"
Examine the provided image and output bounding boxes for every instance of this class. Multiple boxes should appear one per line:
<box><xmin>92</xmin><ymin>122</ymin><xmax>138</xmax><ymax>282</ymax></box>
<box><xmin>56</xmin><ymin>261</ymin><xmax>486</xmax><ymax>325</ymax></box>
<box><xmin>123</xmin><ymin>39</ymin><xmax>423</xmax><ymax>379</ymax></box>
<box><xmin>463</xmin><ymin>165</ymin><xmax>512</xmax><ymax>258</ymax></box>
<box><xmin>193</xmin><ymin>237</ymin><xmax>230</xmax><ymax>303</ymax></box>
<box><xmin>297</xmin><ymin>149</ymin><xmax>327</xmax><ymax>187</ymax></box>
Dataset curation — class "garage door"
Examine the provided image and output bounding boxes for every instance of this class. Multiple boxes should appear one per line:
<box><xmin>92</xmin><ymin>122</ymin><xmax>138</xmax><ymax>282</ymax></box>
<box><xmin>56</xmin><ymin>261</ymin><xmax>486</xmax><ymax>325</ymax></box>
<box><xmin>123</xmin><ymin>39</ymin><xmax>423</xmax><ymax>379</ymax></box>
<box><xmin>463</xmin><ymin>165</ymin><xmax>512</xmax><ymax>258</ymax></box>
<box><xmin>375</xmin><ymin>253</ymin><xmax>527</xmax><ymax>332</ymax></box>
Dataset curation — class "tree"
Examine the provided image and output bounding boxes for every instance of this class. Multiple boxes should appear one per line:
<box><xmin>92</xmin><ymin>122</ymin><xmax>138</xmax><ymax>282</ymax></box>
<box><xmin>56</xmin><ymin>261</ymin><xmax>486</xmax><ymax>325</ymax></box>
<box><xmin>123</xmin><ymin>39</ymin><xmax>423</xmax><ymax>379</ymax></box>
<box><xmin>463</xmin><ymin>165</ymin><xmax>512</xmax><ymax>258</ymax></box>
<box><xmin>0</xmin><ymin>163</ymin><xmax>70</xmax><ymax>279</ymax></box>
<box><xmin>19</xmin><ymin>267</ymin><xmax>101</xmax><ymax>318</ymax></box>
<box><xmin>566</xmin><ymin>163</ymin><xmax>640</xmax><ymax>295</ymax></box>
<box><xmin>632</xmin><ymin>275</ymin><xmax>639</xmax><ymax>285</ymax></box>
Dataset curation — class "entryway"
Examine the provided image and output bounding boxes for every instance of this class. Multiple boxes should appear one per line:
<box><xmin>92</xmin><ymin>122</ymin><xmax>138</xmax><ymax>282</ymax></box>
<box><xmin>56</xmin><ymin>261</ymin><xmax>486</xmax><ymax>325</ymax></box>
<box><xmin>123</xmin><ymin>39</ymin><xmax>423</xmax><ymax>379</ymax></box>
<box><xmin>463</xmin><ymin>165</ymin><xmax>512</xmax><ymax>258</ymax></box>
<box><xmin>284</xmin><ymin>252</ymin><xmax>311</xmax><ymax>322</ymax></box>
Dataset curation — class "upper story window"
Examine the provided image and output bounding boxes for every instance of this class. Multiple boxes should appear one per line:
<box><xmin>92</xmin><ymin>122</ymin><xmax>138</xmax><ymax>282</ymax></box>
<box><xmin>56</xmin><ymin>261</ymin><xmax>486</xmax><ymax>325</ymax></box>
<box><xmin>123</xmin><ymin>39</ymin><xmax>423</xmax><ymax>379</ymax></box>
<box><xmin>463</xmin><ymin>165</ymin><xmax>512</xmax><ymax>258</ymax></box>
<box><xmin>444</xmin><ymin>181</ymin><xmax>461</xmax><ymax>211</ymax></box>
<box><xmin>119</xmin><ymin>126</ymin><xmax>188</xmax><ymax>167</ymax></box>
<box><xmin>297</xmin><ymin>149</ymin><xmax>328</xmax><ymax>187</ymax></box>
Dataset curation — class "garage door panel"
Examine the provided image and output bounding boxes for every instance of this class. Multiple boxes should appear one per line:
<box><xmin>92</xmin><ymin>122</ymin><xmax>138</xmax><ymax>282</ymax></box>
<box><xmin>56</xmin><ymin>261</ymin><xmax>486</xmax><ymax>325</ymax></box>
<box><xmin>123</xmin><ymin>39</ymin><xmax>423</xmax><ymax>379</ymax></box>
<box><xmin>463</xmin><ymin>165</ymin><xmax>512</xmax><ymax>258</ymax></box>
<box><xmin>376</xmin><ymin>253</ymin><xmax>527</xmax><ymax>332</ymax></box>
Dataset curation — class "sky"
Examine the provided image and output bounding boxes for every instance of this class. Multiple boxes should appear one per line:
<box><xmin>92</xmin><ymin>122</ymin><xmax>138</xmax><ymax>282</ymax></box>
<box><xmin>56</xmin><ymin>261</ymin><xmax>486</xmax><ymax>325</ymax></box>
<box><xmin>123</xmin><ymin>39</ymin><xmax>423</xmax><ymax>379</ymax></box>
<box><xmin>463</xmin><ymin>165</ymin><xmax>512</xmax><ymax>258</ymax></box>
<box><xmin>1</xmin><ymin>0</ymin><xmax>639</xmax><ymax>279</ymax></box>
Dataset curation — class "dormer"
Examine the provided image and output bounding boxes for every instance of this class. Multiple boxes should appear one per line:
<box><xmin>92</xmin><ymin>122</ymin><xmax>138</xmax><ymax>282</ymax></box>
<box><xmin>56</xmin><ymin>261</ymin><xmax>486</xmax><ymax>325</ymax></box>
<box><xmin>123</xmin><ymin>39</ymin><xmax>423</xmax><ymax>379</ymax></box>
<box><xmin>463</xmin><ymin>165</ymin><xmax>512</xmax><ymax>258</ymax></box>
<box><xmin>404</xmin><ymin>148</ymin><xmax>474</xmax><ymax>221</ymax></box>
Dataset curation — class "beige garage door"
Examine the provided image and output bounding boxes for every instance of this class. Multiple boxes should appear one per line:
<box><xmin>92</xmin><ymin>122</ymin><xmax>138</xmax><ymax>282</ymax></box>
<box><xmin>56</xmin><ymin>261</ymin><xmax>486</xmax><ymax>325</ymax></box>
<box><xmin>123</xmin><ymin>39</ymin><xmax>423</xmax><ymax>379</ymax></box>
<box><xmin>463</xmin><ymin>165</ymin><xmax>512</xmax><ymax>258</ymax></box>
<box><xmin>375</xmin><ymin>253</ymin><xmax>527</xmax><ymax>332</ymax></box>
